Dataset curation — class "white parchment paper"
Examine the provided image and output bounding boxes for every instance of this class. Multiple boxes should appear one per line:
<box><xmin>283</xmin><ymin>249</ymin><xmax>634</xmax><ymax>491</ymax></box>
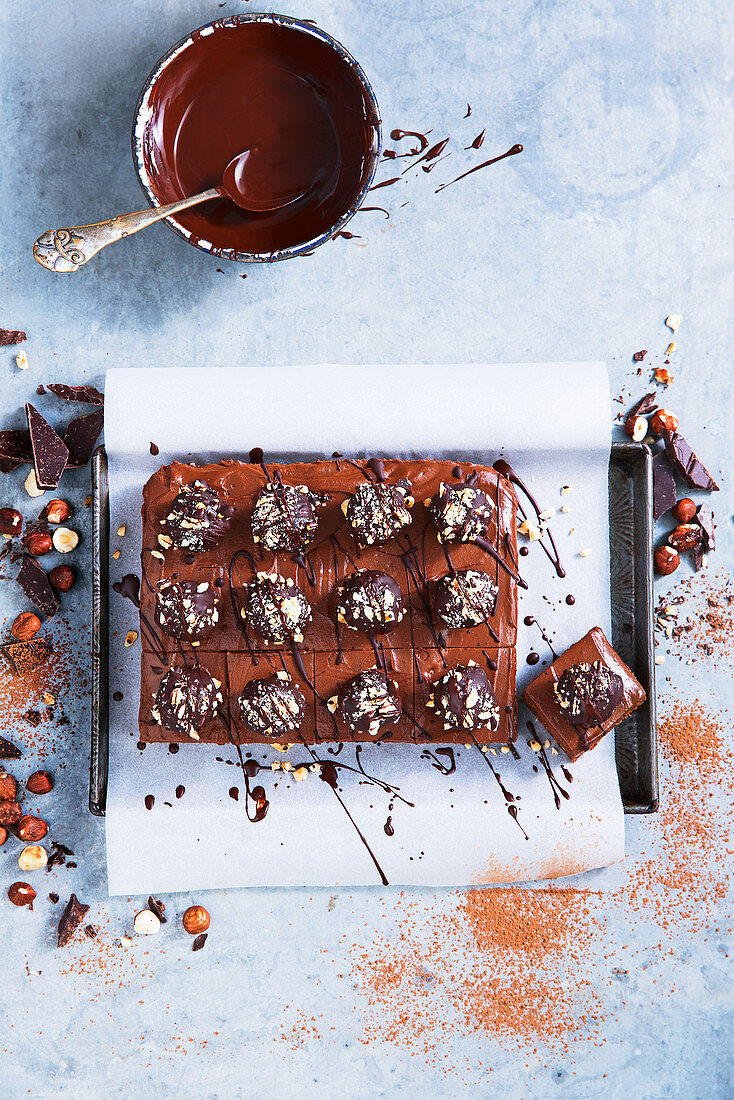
<box><xmin>104</xmin><ymin>363</ymin><xmax>624</xmax><ymax>893</ymax></box>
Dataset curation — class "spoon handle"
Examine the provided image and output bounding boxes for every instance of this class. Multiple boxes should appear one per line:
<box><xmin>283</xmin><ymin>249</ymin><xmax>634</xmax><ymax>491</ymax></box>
<box><xmin>32</xmin><ymin>187</ymin><xmax>221</xmax><ymax>272</ymax></box>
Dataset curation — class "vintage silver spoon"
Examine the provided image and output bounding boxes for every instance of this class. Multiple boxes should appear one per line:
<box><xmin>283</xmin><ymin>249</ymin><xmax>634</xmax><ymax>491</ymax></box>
<box><xmin>33</xmin><ymin>150</ymin><xmax>307</xmax><ymax>272</ymax></box>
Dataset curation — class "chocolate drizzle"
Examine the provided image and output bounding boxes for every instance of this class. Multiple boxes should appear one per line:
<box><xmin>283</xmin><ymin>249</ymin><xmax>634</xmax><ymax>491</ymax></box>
<box><xmin>527</xmin><ymin>720</ymin><xmax>570</xmax><ymax>809</ymax></box>
<box><xmin>435</xmin><ymin>143</ymin><xmax>523</xmax><ymax>193</ymax></box>
<box><xmin>493</xmin><ymin>458</ymin><xmax>566</xmax><ymax>579</ymax></box>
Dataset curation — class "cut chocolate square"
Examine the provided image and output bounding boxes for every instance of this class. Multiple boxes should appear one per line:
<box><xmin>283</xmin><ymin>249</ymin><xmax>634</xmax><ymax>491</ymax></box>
<box><xmin>314</xmin><ymin>646</ymin><xmax>414</xmax><ymax>743</ymax></box>
<box><xmin>228</xmin><ymin>650</ymin><xmax>316</xmax><ymax>745</ymax></box>
<box><xmin>139</xmin><ymin>652</ymin><xmax>228</xmax><ymax>744</ymax></box>
<box><xmin>25</xmin><ymin>404</ymin><xmax>68</xmax><ymax>490</ymax></box>
<box><xmin>414</xmin><ymin>646</ymin><xmax>517</xmax><ymax>745</ymax></box>
<box><xmin>522</xmin><ymin>626</ymin><xmax>646</xmax><ymax>761</ymax></box>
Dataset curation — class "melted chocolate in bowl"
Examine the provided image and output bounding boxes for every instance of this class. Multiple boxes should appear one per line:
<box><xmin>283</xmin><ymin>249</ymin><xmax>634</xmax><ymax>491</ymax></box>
<box><xmin>136</xmin><ymin>18</ymin><xmax>380</xmax><ymax>257</ymax></box>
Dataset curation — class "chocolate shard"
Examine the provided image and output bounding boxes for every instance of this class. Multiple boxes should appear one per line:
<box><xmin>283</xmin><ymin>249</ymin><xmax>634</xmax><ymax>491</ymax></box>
<box><xmin>627</xmin><ymin>392</ymin><xmax>658</xmax><ymax>419</ymax></box>
<box><xmin>63</xmin><ymin>408</ymin><xmax>104</xmax><ymax>467</ymax></box>
<box><xmin>147</xmin><ymin>896</ymin><xmax>167</xmax><ymax>924</ymax></box>
<box><xmin>662</xmin><ymin>429</ymin><xmax>719</xmax><ymax>492</ymax></box>
<box><xmin>192</xmin><ymin>932</ymin><xmax>208</xmax><ymax>952</ymax></box>
<box><xmin>0</xmin><ymin>735</ymin><xmax>22</xmax><ymax>759</ymax></box>
<box><xmin>0</xmin><ymin>429</ymin><xmax>33</xmax><ymax>474</ymax></box>
<box><xmin>1</xmin><ymin>637</ymin><xmax>52</xmax><ymax>675</ymax></box>
<box><xmin>632</xmin><ymin>350</ymin><xmax>648</xmax><ymax>362</ymax></box>
<box><xmin>652</xmin><ymin>453</ymin><xmax>677</xmax><ymax>521</ymax></box>
<box><xmin>692</xmin><ymin>506</ymin><xmax>716</xmax><ymax>571</ymax></box>
<box><xmin>25</xmin><ymin>404</ymin><xmax>69</xmax><ymax>490</ymax></box>
<box><xmin>0</xmin><ymin>329</ymin><xmax>26</xmax><ymax>346</ymax></box>
<box><xmin>47</xmin><ymin>383</ymin><xmax>104</xmax><ymax>407</ymax></box>
<box><xmin>16</xmin><ymin>554</ymin><xmax>59</xmax><ymax>617</ymax></box>
<box><xmin>57</xmin><ymin>893</ymin><xmax>90</xmax><ymax>947</ymax></box>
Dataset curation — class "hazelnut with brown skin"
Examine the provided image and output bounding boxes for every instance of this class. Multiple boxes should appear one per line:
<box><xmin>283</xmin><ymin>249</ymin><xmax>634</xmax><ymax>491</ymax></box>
<box><xmin>0</xmin><ymin>507</ymin><xmax>23</xmax><ymax>538</ymax></box>
<box><xmin>0</xmin><ymin>771</ymin><xmax>18</xmax><ymax>801</ymax></box>
<box><xmin>44</xmin><ymin>499</ymin><xmax>72</xmax><ymax>525</ymax></box>
<box><xmin>11</xmin><ymin>611</ymin><xmax>42</xmax><ymax>641</ymax></box>
<box><xmin>49</xmin><ymin>564</ymin><xmax>77</xmax><ymax>593</ymax></box>
<box><xmin>17</xmin><ymin>814</ymin><xmax>49</xmax><ymax>842</ymax></box>
<box><xmin>0</xmin><ymin>827</ymin><xmax>8</xmax><ymax>846</ymax></box>
<box><xmin>668</xmin><ymin>524</ymin><xmax>702</xmax><ymax>552</ymax></box>
<box><xmin>8</xmin><ymin>882</ymin><xmax>36</xmax><ymax>909</ymax></box>
<box><xmin>182</xmin><ymin>905</ymin><xmax>210</xmax><ymax>935</ymax></box>
<box><xmin>23</xmin><ymin>530</ymin><xmax>53</xmax><ymax>556</ymax></box>
<box><xmin>0</xmin><ymin>801</ymin><xmax>22</xmax><ymax>826</ymax></box>
<box><xmin>649</xmin><ymin>408</ymin><xmax>679</xmax><ymax>436</ymax></box>
<box><xmin>624</xmin><ymin>415</ymin><xmax>648</xmax><ymax>443</ymax></box>
<box><xmin>26</xmin><ymin>771</ymin><xmax>54</xmax><ymax>795</ymax></box>
<box><xmin>671</xmin><ymin>498</ymin><xmax>697</xmax><ymax>524</ymax></box>
<box><xmin>654</xmin><ymin>545</ymin><xmax>680</xmax><ymax>576</ymax></box>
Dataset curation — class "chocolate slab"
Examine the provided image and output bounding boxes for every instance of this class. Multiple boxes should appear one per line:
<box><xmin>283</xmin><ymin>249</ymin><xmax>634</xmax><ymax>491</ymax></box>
<box><xmin>414</xmin><ymin>645</ymin><xmax>517</xmax><ymax>745</ymax></box>
<box><xmin>652</xmin><ymin>452</ymin><xmax>676</xmax><ymax>521</ymax></box>
<box><xmin>228</xmin><ymin>650</ymin><xmax>316</xmax><ymax>745</ymax></box>
<box><xmin>139</xmin><ymin>652</ymin><xmax>229</xmax><ymax>744</ymax></box>
<box><xmin>47</xmin><ymin>383</ymin><xmax>104</xmax><ymax>406</ymax></box>
<box><xmin>0</xmin><ymin>429</ymin><xmax>32</xmax><ymax>474</ymax></box>
<box><xmin>139</xmin><ymin>458</ymin><xmax>519</xmax><ymax>742</ymax></box>
<box><xmin>16</xmin><ymin>555</ymin><xmax>59</xmax><ymax>617</ymax></box>
<box><xmin>25</xmin><ymin>404</ymin><xmax>68</xmax><ymax>490</ymax></box>
<box><xmin>662</xmin><ymin>429</ymin><xmax>719</xmax><ymax>492</ymax></box>
<box><xmin>522</xmin><ymin>626</ymin><xmax>646</xmax><ymax>762</ymax></box>
<box><xmin>63</xmin><ymin>409</ymin><xmax>104</xmax><ymax>467</ymax></box>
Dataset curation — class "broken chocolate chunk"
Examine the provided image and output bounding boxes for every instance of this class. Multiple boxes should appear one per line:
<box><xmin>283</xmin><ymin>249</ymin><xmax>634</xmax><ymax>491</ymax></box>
<box><xmin>147</xmin><ymin>896</ymin><xmax>167</xmax><ymax>924</ymax></box>
<box><xmin>63</xmin><ymin>408</ymin><xmax>104</xmax><ymax>467</ymax></box>
<box><xmin>652</xmin><ymin>453</ymin><xmax>677</xmax><ymax>521</ymax></box>
<box><xmin>192</xmin><ymin>932</ymin><xmax>208</xmax><ymax>952</ymax></box>
<box><xmin>25</xmin><ymin>404</ymin><xmax>68</xmax><ymax>490</ymax></box>
<box><xmin>662</xmin><ymin>430</ymin><xmax>719</xmax><ymax>492</ymax></box>
<box><xmin>16</xmin><ymin>555</ymin><xmax>59</xmax><ymax>616</ymax></box>
<box><xmin>632</xmin><ymin>350</ymin><xmax>648</xmax><ymax>362</ymax></box>
<box><xmin>0</xmin><ymin>429</ymin><xmax>33</xmax><ymax>474</ymax></box>
<box><xmin>627</xmin><ymin>392</ymin><xmax>658</xmax><ymax>419</ymax></box>
<box><xmin>0</xmin><ymin>735</ymin><xmax>22</xmax><ymax>759</ymax></box>
<box><xmin>47</xmin><ymin>383</ymin><xmax>104</xmax><ymax>406</ymax></box>
<box><xmin>0</xmin><ymin>329</ymin><xmax>26</xmax><ymax>346</ymax></box>
<box><xmin>692</xmin><ymin>506</ymin><xmax>716</xmax><ymax>571</ymax></box>
<box><xmin>57</xmin><ymin>893</ymin><xmax>90</xmax><ymax>947</ymax></box>
<box><xmin>1</xmin><ymin>636</ymin><xmax>52</xmax><ymax>675</ymax></box>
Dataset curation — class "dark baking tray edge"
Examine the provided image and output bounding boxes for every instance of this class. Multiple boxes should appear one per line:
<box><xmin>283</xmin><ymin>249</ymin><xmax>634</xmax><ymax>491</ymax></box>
<box><xmin>89</xmin><ymin>442</ymin><xmax>658</xmax><ymax>816</ymax></box>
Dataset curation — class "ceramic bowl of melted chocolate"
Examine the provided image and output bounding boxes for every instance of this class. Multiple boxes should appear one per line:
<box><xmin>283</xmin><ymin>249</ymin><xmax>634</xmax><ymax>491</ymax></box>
<box><xmin>133</xmin><ymin>14</ymin><xmax>381</xmax><ymax>261</ymax></box>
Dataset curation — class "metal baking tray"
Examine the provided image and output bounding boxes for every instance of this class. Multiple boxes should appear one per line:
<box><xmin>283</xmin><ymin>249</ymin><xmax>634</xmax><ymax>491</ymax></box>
<box><xmin>89</xmin><ymin>441</ymin><xmax>658</xmax><ymax>816</ymax></box>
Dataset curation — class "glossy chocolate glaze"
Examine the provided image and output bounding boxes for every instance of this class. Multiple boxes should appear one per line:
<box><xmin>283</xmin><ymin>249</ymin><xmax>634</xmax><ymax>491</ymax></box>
<box><xmin>141</xmin><ymin>20</ymin><xmax>378</xmax><ymax>253</ymax></box>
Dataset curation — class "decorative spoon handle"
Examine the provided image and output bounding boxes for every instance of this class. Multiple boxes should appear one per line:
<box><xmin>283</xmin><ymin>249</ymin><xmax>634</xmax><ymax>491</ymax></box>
<box><xmin>32</xmin><ymin>187</ymin><xmax>221</xmax><ymax>272</ymax></box>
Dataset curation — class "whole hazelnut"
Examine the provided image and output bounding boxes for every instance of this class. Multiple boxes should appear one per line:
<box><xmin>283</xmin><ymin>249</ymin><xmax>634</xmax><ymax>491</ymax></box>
<box><xmin>0</xmin><ymin>827</ymin><xmax>8</xmax><ymax>846</ymax></box>
<box><xmin>182</xmin><ymin>905</ymin><xmax>210</xmax><ymax>935</ymax></box>
<box><xmin>18</xmin><ymin>844</ymin><xmax>48</xmax><ymax>871</ymax></box>
<box><xmin>44</xmin><ymin>499</ymin><xmax>72</xmax><ymax>525</ymax></box>
<box><xmin>11</xmin><ymin>611</ymin><xmax>42</xmax><ymax>641</ymax></box>
<box><xmin>668</xmin><ymin>524</ymin><xmax>702</xmax><ymax>552</ymax></box>
<box><xmin>654</xmin><ymin>545</ymin><xmax>680</xmax><ymax>576</ymax></box>
<box><xmin>17</xmin><ymin>814</ymin><xmax>49</xmax><ymax>842</ymax></box>
<box><xmin>8</xmin><ymin>882</ymin><xmax>36</xmax><ymax>909</ymax></box>
<box><xmin>0</xmin><ymin>507</ymin><xmax>23</xmax><ymax>538</ymax></box>
<box><xmin>23</xmin><ymin>530</ymin><xmax>53</xmax><ymax>556</ymax></box>
<box><xmin>49</xmin><ymin>564</ymin><xmax>77</xmax><ymax>593</ymax></box>
<box><xmin>0</xmin><ymin>771</ymin><xmax>18</xmax><ymax>801</ymax></box>
<box><xmin>624</xmin><ymin>415</ymin><xmax>648</xmax><ymax>443</ymax></box>
<box><xmin>0</xmin><ymin>801</ymin><xmax>22</xmax><ymax>826</ymax></box>
<box><xmin>52</xmin><ymin>527</ymin><xmax>79</xmax><ymax>554</ymax></box>
<box><xmin>649</xmin><ymin>408</ymin><xmax>679</xmax><ymax>436</ymax></box>
<box><xmin>26</xmin><ymin>771</ymin><xmax>54</xmax><ymax>795</ymax></box>
<box><xmin>671</xmin><ymin>498</ymin><xmax>697</xmax><ymax>524</ymax></box>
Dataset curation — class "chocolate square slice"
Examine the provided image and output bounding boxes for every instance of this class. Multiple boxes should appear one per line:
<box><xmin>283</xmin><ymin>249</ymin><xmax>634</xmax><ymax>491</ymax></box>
<box><xmin>414</xmin><ymin>645</ymin><xmax>517</xmax><ymax>745</ymax></box>
<box><xmin>25</xmin><ymin>404</ymin><xmax>68</xmax><ymax>490</ymax></box>
<box><xmin>139</xmin><ymin>652</ymin><xmax>228</xmax><ymax>744</ymax></box>
<box><xmin>522</xmin><ymin>626</ymin><xmax>645</xmax><ymax>761</ymax></box>
<box><xmin>228</xmin><ymin>650</ymin><xmax>316</xmax><ymax>745</ymax></box>
<box><xmin>315</xmin><ymin>647</ymin><xmax>415</xmax><ymax>743</ymax></box>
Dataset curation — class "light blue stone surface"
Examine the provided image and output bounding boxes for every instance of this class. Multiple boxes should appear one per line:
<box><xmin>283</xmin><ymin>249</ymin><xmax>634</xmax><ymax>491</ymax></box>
<box><xmin>0</xmin><ymin>1</ymin><xmax>731</xmax><ymax>1096</ymax></box>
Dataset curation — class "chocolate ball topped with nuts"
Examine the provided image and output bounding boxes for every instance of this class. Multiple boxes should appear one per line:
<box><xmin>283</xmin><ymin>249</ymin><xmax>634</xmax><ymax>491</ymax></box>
<box><xmin>553</xmin><ymin>661</ymin><xmax>623</xmax><ymax>728</ymax></box>
<box><xmin>238</xmin><ymin>672</ymin><xmax>306</xmax><ymax>739</ymax></box>
<box><xmin>161</xmin><ymin>481</ymin><xmax>233</xmax><ymax>553</ymax></box>
<box><xmin>335</xmin><ymin>570</ymin><xmax>405</xmax><ymax>635</ymax></box>
<box><xmin>251</xmin><ymin>481</ymin><xmax>323</xmax><ymax>553</ymax></box>
<box><xmin>428</xmin><ymin>482</ymin><xmax>493</xmax><ymax>543</ymax></box>
<box><xmin>427</xmin><ymin>663</ymin><xmax>499</xmax><ymax>732</ymax></box>
<box><xmin>434</xmin><ymin>569</ymin><xmax>498</xmax><ymax>630</ymax></box>
<box><xmin>329</xmin><ymin>669</ymin><xmax>402</xmax><ymax>738</ymax></box>
<box><xmin>154</xmin><ymin>578</ymin><xmax>219</xmax><ymax>643</ymax></box>
<box><xmin>240</xmin><ymin>570</ymin><xmax>311</xmax><ymax>646</ymax></box>
<box><xmin>342</xmin><ymin>480</ymin><xmax>413</xmax><ymax>547</ymax></box>
<box><xmin>152</xmin><ymin>667</ymin><xmax>223</xmax><ymax>740</ymax></box>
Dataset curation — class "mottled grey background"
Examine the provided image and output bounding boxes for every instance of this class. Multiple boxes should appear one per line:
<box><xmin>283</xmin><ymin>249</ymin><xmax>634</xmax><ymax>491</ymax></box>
<box><xmin>0</xmin><ymin>0</ymin><xmax>732</xmax><ymax>1097</ymax></box>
